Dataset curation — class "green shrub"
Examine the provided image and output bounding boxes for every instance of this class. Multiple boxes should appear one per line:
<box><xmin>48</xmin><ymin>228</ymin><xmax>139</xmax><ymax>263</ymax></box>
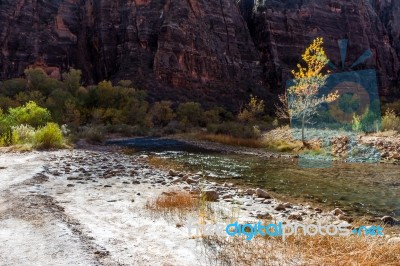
<box><xmin>7</xmin><ymin>101</ymin><xmax>51</xmax><ymax>128</ymax></box>
<box><xmin>62</xmin><ymin>68</ymin><xmax>82</xmax><ymax>94</ymax></box>
<box><xmin>177</xmin><ymin>102</ymin><xmax>205</xmax><ymax>128</ymax></box>
<box><xmin>360</xmin><ymin>108</ymin><xmax>381</xmax><ymax>132</ymax></box>
<box><xmin>204</xmin><ymin>106</ymin><xmax>234</xmax><ymax>125</ymax></box>
<box><xmin>24</xmin><ymin>68</ymin><xmax>63</xmax><ymax>95</ymax></box>
<box><xmin>81</xmin><ymin>126</ymin><xmax>106</xmax><ymax>144</ymax></box>
<box><xmin>12</xmin><ymin>124</ymin><xmax>35</xmax><ymax>144</ymax></box>
<box><xmin>207</xmin><ymin>122</ymin><xmax>261</xmax><ymax>139</ymax></box>
<box><xmin>237</xmin><ymin>95</ymin><xmax>265</xmax><ymax>123</ymax></box>
<box><xmin>0</xmin><ymin>78</ymin><xmax>27</xmax><ymax>97</ymax></box>
<box><xmin>147</xmin><ymin>101</ymin><xmax>175</xmax><ymax>127</ymax></box>
<box><xmin>34</xmin><ymin>122</ymin><xmax>64</xmax><ymax>149</ymax></box>
<box><xmin>382</xmin><ymin>109</ymin><xmax>400</xmax><ymax>132</ymax></box>
<box><xmin>352</xmin><ymin>114</ymin><xmax>362</xmax><ymax>132</ymax></box>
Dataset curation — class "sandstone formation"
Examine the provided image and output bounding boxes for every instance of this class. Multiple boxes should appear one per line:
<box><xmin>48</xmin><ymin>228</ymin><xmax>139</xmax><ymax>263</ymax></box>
<box><xmin>0</xmin><ymin>0</ymin><xmax>399</xmax><ymax>109</ymax></box>
<box><xmin>241</xmin><ymin>0</ymin><xmax>399</xmax><ymax>96</ymax></box>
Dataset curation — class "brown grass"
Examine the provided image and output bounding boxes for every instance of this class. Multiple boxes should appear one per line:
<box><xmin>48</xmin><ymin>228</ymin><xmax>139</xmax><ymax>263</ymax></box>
<box><xmin>197</xmin><ymin>134</ymin><xmax>265</xmax><ymax>148</ymax></box>
<box><xmin>147</xmin><ymin>156</ymin><xmax>186</xmax><ymax>171</ymax></box>
<box><xmin>262</xmin><ymin>136</ymin><xmax>303</xmax><ymax>152</ymax></box>
<box><xmin>203</xmin><ymin>234</ymin><xmax>400</xmax><ymax>265</ymax></box>
<box><xmin>196</xmin><ymin>132</ymin><xmax>304</xmax><ymax>152</ymax></box>
<box><xmin>145</xmin><ymin>190</ymin><xmax>200</xmax><ymax>219</ymax></box>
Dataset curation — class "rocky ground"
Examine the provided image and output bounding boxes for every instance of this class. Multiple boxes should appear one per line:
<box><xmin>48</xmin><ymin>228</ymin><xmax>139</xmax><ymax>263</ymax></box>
<box><xmin>263</xmin><ymin>127</ymin><xmax>400</xmax><ymax>163</ymax></box>
<box><xmin>0</xmin><ymin>147</ymin><xmax>399</xmax><ymax>266</ymax></box>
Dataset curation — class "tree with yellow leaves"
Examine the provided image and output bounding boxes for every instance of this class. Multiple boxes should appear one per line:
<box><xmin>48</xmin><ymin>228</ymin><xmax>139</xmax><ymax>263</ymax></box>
<box><xmin>283</xmin><ymin>37</ymin><xmax>338</xmax><ymax>143</ymax></box>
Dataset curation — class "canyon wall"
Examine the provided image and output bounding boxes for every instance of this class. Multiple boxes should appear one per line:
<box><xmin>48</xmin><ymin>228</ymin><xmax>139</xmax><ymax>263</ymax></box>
<box><xmin>0</xmin><ymin>0</ymin><xmax>399</xmax><ymax>110</ymax></box>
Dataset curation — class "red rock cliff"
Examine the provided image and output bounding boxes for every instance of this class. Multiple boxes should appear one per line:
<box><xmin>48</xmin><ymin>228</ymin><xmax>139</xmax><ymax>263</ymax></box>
<box><xmin>0</xmin><ymin>0</ymin><xmax>399</xmax><ymax>109</ymax></box>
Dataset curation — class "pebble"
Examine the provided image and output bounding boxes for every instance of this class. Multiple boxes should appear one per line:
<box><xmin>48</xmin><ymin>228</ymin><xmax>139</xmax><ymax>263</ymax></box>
<box><xmin>274</xmin><ymin>204</ymin><xmax>286</xmax><ymax>211</ymax></box>
<box><xmin>331</xmin><ymin>208</ymin><xmax>345</xmax><ymax>216</ymax></box>
<box><xmin>202</xmin><ymin>190</ymin><xmax>219</xmax><ymax>201</ymax></box>
<box><xmin>288</xmin><ymin>212</ymin><xmax>303</xmax><ymax>221</ymax></box>
<box><xmin>186</xmin><ymin>177</ymin><xmax>198</xmax><ymax>185</ymax></box>
<box><xmin>245</xmin><ymin>189</ymin><xmax>256</xmax><ymax>195</ymax></box>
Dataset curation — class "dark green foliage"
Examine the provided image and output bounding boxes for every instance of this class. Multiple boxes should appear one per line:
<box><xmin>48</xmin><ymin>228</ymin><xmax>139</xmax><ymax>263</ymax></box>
<box><xmin>0</xmin><ymin>66</ymin><xmax>277</xmax><ymax>141</ymax></box>
<box><xmin>207</xmin><ymin>122</ymin><xmax>260</xmax><ymax>139</ymax></box>
<box><xmin>177</xmin><ymin>102</ymin><xmax>205</xmax><ymax>128</ymax></box>
<box><xmin>147</xmin><ymin>101</ymin><xmax>175</xmax><ymax>127</ymax></box>
<box><xmin>62</xmin><ymin>69</ymin><xmax>82</xmax><ymax>94</ymax></box>
<box><xmin>0</xmin><ymin>78</ymin><xmax>27</xmax><ymax>97</ymax></box>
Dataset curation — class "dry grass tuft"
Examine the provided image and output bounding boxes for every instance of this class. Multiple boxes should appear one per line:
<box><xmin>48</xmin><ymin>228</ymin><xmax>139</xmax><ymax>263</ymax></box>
<box><xmin>197</xmin><ymin>134</ymin><xmax>265</xmax><ymax>148</ymax></box>
<box><xmin>203</xmin><ymin>234</ymin><xmax>400</xmax><ymax>265</ymax></box>
<box><xmin>145</xmin><ymin>190</ymin><xmax>199</xmax><ymax>220</ymax></box>
<box><xmin>147</xmin><ymin>156</ymin><xmax>186</xmax><ymax>171</ymax></box>
<box><xmin>262</xmin><ymin>136</ymin><xmax>303</xmax><ymax>152</ymax></box>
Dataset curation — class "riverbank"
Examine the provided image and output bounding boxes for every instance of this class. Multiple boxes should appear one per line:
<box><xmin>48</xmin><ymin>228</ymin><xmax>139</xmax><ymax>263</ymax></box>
<box><xmin>1</xmin><ymin>146</ymin><xmax>399</xmax><ymax>265</ymax></box>
<box><xmin>170</xmin><ymin>128</ymin><xmax>400</xmax><ymax>164</ymax></box>
<box><xmin>0</xmin><ymin>148</ymin><xmax>202</xmax><ymax>265</ymax></box>
<box><xmin>106</xmin><ymin>136</ymin><xmax>400</xmax><ymax>219</ymax></box>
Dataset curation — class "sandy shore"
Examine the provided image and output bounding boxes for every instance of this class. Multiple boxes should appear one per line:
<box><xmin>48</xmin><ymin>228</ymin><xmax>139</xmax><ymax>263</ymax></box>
<box><xmin>0</xmin><ymin>149</ymin><xmax>202</xmax><ymax>266</ymax></box>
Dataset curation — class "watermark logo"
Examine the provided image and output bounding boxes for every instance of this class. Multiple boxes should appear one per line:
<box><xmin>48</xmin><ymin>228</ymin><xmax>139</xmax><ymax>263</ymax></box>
<box><xmin>186</xmin><ymin>219</ymin><xmax>384</xmax><ymax>241</ymax></box>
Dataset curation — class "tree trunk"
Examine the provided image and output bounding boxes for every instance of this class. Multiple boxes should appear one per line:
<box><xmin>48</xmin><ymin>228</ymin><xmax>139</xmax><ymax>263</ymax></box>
<box><xmin>301</xmin><ymin>115</ymin><xmax>306</xmax><ymax>144</ymax></box>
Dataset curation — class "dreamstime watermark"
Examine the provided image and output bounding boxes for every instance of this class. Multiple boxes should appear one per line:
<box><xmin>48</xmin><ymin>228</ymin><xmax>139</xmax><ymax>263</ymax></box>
<box><xmin>186</xmin><ymin>219</ymin><xmax>384</xmax><ymax>241</ymax></box>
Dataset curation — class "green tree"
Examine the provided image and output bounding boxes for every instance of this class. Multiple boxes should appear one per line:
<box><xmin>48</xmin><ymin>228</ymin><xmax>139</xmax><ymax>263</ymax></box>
<box><xmin>25</xmin><ymin>68</ymin><xmax>63</xmax><ymax>96</ymax></box>
<box><xmin>0</xmin><ymin>78</ymin><xmax>27</xmax><ymax>97</ymax></box>
<box><xmin>15</xmin><ymin>91</ymin><xmax>46</xmax><ymax>106</ymax></box>
<box><xmin>177</xmin><ymin>102</ymin><xmax>205</xmax><ymax>127</ymax></box>
<box><xmin>62</xmin><ymin>69</ymin><xmax>82</xmax><ymax>94</ymax></box>
<box><xmin>238</xmin><ymin>95</ymin><xmax>265</xmax><ymax>123</ymax></box>
<box><xmin>7</xmin><ymin>101</ymin><xmax>51</xmax><ymax>128</ymax></box>
<box><xmin>147</xmin><ymin>101</ymin><xmax>175</xmax><ymax>127</ymax></box>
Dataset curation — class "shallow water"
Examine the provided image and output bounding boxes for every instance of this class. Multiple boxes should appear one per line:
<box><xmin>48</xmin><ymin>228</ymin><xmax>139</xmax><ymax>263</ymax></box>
<box><xmin>109</xmin><ymin>137</ymin><xmax>400</xmax><ymax>218</ymax></box>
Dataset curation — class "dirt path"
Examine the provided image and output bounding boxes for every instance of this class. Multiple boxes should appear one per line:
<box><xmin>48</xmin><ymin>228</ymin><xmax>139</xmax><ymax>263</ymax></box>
<box><xmin>0</xmin><ymin>150</ymin><xmax>202</xmax><ymax>266</ymax></box>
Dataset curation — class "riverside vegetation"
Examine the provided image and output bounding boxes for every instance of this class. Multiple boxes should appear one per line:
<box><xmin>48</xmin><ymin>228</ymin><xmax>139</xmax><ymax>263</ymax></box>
<box><xmin>0</xmin><ymin>66</ymin><xmax>400</xmax><ymax>153</ymax></box>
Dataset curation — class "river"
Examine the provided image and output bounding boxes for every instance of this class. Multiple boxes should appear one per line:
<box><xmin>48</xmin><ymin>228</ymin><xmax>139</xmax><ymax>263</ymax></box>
<box><xmin>108</xmin><ymin>137</ymin><xmax>400</xmax><ymax>218</ymax></box>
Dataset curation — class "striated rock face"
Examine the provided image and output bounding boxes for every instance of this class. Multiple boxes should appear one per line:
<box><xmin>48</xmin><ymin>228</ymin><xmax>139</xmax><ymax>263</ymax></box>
<box><xmin>241</xmin><ymin>0</ymin><xmax>400</xmax><ymax>96</ymax></box>
<box><xmin>0</xmin><ymin>0</ymin><xmax>399</xmax><ymax>109</ymax></box>
<box><xmin>0</xmin><ymin>0</ymin><xmax>263</xmax><ymax>110</ymax></box>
